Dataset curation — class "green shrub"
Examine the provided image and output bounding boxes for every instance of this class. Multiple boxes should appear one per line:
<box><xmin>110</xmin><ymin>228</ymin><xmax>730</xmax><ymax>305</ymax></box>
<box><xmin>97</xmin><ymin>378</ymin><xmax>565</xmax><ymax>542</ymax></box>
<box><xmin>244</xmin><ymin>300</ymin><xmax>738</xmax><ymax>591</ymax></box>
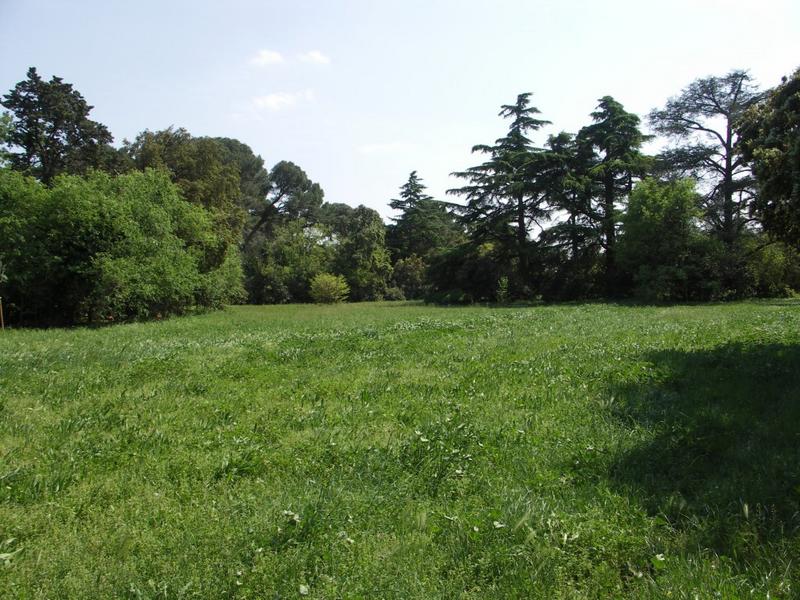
<box><xmin>309</xmin><ymin>273</ymin><xmax>349</xmax><ymax>303</ymax></box>
<box><xmin>243</xmin><ymin>220</ymin><xmax>333</xmax><ymax>304</ymax></box>
<box><xmin>0</xmin><ymin>168</ymin><xmax>243</xmax><ymax>325</ymax></box>
<box><xmin>744</xmin><ymin>238</ymin><xmax>800</xmax><ymax>297</ymax></box>
<box><xmin>384</xmin><ymin>286</ymin><xmax>406</xmax><ymax>301</ymax></box>
<box><xmin>619</xmin><ymin>178</ymin><xmax>717</xmax><ymax>302</ymax></box>
<box><xmin>496</xmin><ymin>275</ymin><xmax>510</xmax><ymax>304</ymax></box>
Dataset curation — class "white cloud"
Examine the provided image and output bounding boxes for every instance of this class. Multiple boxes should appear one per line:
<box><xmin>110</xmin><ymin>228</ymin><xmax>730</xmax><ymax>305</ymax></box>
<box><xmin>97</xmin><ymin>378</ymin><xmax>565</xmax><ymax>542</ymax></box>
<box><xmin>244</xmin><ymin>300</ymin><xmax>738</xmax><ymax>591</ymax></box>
<box><xmin>251</xmin><ymin>90</ymin><xmax>315</xmax><ymax>111</ymax></box>
<box><xmin>250</xmin><ymin>49</ymin><xmax>285</xmax><ymax>66</ymax></box>
<box><xmin>358</xmin><ymin>142</ymin><xmax>416</xmax><ymax>155</ymax></box>
<box><xmin>298</xmin><ymin>50</ymin><xmax>331</xmax><ymax>65</ymax></box>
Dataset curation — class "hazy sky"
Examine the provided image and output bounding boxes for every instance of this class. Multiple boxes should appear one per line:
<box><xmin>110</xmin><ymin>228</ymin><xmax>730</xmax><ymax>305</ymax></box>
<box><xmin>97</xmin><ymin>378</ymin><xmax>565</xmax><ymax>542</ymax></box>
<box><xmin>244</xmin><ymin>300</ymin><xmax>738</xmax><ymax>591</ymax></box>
<box><xmin>1</xmin><ymin>0</ymin><xmax>798</xmax><ymax>219</ymax></box>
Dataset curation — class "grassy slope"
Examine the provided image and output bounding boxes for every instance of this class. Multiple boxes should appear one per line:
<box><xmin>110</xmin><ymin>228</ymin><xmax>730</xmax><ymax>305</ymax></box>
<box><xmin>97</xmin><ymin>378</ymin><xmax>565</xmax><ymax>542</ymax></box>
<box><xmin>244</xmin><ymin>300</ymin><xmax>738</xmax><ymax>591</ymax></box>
<box><xmin>1</xmin><ymin>301</ymin><xmax>799</xmax><ymax>598</ymax></box>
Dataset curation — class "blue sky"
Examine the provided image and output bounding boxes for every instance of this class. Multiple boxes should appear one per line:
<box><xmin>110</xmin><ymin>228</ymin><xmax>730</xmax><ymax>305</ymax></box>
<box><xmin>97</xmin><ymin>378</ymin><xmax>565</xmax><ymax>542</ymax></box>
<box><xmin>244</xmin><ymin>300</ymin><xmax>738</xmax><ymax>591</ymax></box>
<box><xmin>1</xmin><ymin>0</ymin><xmax>798</xmax><ymax>219</ymax></box>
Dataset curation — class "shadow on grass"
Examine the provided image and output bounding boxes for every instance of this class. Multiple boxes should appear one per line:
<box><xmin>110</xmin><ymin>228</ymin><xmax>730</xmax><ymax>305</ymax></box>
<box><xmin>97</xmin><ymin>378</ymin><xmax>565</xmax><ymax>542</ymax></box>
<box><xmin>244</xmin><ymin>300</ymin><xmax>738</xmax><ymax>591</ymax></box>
<box><xmin>609</xmin><ymin>342</ymin><xmax>800</xmax><ymax>559</ymax></box>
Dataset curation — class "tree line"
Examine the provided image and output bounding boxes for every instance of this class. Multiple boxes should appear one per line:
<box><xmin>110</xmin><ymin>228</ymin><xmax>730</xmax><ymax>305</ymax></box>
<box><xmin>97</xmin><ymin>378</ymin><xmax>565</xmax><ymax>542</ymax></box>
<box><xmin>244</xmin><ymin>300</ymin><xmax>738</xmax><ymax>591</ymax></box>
<box><xmin>0</xmin><ymin>66</ymin><xmax>798</xmax><ymax>324</ymax></box>
<box><xmin>432</xmin><ymin>70</ymin><xmax>800</xmax><ymax>303</ymax></box>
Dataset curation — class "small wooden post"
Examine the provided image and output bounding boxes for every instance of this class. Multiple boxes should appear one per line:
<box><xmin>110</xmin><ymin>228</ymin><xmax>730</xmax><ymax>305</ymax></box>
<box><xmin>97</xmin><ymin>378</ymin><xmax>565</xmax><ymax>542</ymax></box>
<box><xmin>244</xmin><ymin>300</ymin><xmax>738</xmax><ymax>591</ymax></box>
<box><xmin>0</xmin><ymin>296</ymin><xmax>4</xmax><ymax>330</ymax></box>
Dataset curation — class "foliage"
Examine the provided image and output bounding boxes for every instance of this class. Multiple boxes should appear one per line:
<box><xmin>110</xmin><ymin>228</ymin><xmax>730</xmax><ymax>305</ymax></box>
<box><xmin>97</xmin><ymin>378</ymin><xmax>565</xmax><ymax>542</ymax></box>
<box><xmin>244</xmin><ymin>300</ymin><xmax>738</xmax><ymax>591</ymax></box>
<box><xmin>393</xmin><ymin>254</ymin><xmax>428</xmax><ymax>299</ymax></box>
<box><xmin>383</xmin><ymin>286</ymin><xmax>406</xmax><ymax>301</ymax></box>
<box><xmin>124</xmin><ymin>127</ymin><xmax>244</xmax><ymax>245</ymax></box>
<box><xmin>387</xmin><ymin>171</ymin><xmax>464</xmax><ymax>262</ymax></box>
<box><xmin>239</xmin><ymin>194</ymin><xmax>395</xmax><ymax>305</ymax></box>
<box><xmin>2</xmin><ymin>65</ymin><xmax>797</xmax><ymax>316</ymax></box>
<box><xmin>649</xmin><ymin>70</ymin><xmax>760</xmax><ymax>256</ymax></box>
<box><xmin>333</xmin><ymin>205</ymin><xmax>393</xmax><ymax>301</ymax></box>
<box><xmin>449</xmin><ymin>94</ymin><xmax>552</xmax><ymax>291</ymax></box>
<box><xmin>576</xmin><ymin>96</ymin><xmax>652</xmax><ymax>293</ymax></box>
<box><xmin>316</xmin><ymin>202</ymin><xmax>355</xmax><ymax>237</ymax></box>
<box><xmin>243</xmin><ymin>160</ymin><xmax>324</xmax><ymax>247</ymax></box>
<box><xmin>744</xmin><ymin>238</ymin><xmax>800</xmax><ymax>297</ymax></box>
<box><xmin>427</xmin><ymin>241</ymin><xmax>512</xmax><ymax>303</ymax></box>
<box><xmin>618</xmin><ymin>178</ymin><xmax>712</xmax><ymax>301</ymax></box>
<box><xmin>0</xmin><ymin>168</ymin><xmax>242</xmax><ymax>324</ymax></box>
<box><xmin>1</xmin><ymin>67</ymin><xmax>115</xmax><ymax>183</ymax></box>
<box><xmin>309</xmin><ymin>272</ymin><xmax>349</xmax><ymax>303</ymax></box>
<box><xmin>244</xmin><ymin>220</ymin><xmax>334</xmax><ymax>304</ymax></box>
<box><xmin>0</xmin><ymin>111</ymin><xmax>13</xmax><ymax>166</ymax></box>
<box><xmin>739</xmin><ymin>67</ymin><xmax>800</xmax><ymax>246</ymax></box>
<box><xmin>537</xmin><ymin>132</ymin><xmax>604</xmax><ymax>300</ymax></box>
<box><xmin>495</xmin><ymin>275</ymin><xmax>510</xmax><ymax>304</ymax></box>
<box><xmin>214</xmin><ymin>137</ymin><xmax>271</xmax><ymax>218</ymax></box>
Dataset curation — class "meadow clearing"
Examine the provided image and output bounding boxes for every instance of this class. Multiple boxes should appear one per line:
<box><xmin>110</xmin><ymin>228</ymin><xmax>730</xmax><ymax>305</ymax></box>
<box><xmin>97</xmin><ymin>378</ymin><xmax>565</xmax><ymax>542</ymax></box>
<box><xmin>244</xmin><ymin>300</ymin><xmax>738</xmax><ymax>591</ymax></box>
<box><xmin>1</xmin><ymin>301</ymin><xmax>799</xmax><ymax>598</ymax></box>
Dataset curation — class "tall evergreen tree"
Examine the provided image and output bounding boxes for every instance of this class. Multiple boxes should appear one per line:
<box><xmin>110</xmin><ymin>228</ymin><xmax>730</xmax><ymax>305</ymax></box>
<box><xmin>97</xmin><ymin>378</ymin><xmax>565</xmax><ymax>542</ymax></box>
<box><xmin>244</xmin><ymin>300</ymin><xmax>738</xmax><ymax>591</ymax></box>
<box><xmin>538</xmin><ymin>131</ymin><xmax>604</xmax><ymax>298</ymax></box>
<box><xmin>389</xmin><ymin>170</ymin><xmax>431</xmax><ymax>213</ymax></box>
<box><xmin>2</xmin><ymin>67</ymin><xmax>115</xmax><ymax>183</ymax></box>
<box><xmin>448</xmin><ymin>93</ymin><xmax>552</xmax><ymax>288</ymax></box>
<box><xmin>540</xmin><ymin>132</ymin><xmax>600</xmax><ymax>259</ymax></box>
<box><xmin>387</xmin><ymin>171</ymin><xmax>463</xmax><ymax>261</ymax></box>
<box><xmin>576</xmin><ymin>96</ymin><xmax>651</xmax><ymax>293</ymax></box>
<box><xmin>649</xmin><ymin>71</ymin><xmax>761</xmax><ymax>248</ymax></box>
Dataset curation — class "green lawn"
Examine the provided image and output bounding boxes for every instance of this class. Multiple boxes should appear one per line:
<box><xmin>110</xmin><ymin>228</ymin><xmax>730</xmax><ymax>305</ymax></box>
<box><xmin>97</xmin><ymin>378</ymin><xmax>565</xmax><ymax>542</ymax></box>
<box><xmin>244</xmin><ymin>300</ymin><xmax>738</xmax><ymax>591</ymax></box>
<box><xmin>1</xmin><ymin>301</ymin><xmax>799</xmax><ymax>598</ymax></box>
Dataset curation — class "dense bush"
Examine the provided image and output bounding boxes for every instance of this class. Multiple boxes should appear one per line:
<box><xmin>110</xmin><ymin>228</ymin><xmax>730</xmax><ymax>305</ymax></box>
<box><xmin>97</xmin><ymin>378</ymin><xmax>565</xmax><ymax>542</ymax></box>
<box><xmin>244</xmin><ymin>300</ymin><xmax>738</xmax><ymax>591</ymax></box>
<box><xmin>618</xmin><ymin>179</ymin><xmax>718</xmax><ymax>302</ymax></box>
<box><xmin>0</xmin><ymin>168</ymin><xmax>243</xmax><ymax>325</ymax></box>
<box><xmin>309</xmin><ymin>273</ymin><xmax>350</xmax><ymax>303</ymax></box>
<box><xmin>427</xmin><ymin>241</ymin><xmax>513</xmax><ymax>303</ymax></box>
<box><xmin>742</xmin><ymin>237</ymin><xmax>800</xmax><ymax>298</ymax></box>
<box><xmin>392</xmin><ymin>254</ymin><xmax>427</xmax><ymax>299</ymax></box>
<box><xmin>332</xmin><ymin>206</ymin><xmax>393</xmax><ymax>301</ymax></box>
<box><xmin>243</xmin><ymin>221</ymin><xmax>334</xmax><ymax>304</ymax></box>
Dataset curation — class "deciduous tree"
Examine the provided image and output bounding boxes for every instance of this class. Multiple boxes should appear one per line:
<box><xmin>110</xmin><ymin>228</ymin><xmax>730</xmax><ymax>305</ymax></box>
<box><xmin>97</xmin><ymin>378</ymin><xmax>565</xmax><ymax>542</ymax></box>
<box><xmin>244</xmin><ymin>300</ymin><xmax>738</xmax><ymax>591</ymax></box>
<box><xmin>739</xmin><ymin>67</ymin><xmax>800</xmax><ymax>246</ymax></box>
<box><xmin>333</xmin><ymin>205</ymin><xmax>392</xmax><ymax>300</ymax></box>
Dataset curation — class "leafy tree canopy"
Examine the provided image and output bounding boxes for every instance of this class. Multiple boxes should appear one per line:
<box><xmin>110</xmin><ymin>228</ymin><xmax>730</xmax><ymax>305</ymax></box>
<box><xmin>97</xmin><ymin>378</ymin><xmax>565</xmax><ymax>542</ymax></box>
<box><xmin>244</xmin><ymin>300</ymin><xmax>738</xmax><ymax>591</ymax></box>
<box><xmin>124</xmin><ymin>127</ymin><xmax>245</xmax><ymax>246</ymax></box>
<box><xmin>213</xmin><ymin>137</ymin><xmax>271</xmax><ymax>216</ymax></box>
<box><xmin>740</xmin><ymin>67</ymin><xmax>800</xmax><ymax>246</ymax></box>
<box><xmin>244</xmin><ymin>160</ymin><xmax>324</xmax><ymax>246</ymax></box>
<box><xmin>333</xmin><ymin>205</ymin><xmax>393</xmax><ymax>300</ymax></box>
<box><xmin>649</xmin><ymin>70</ymin><xmax>761</xmax><ymax>245</ymax></box>
<box><xmin>1</xmin><ymin>67</ymin><xmax>116</xmax><ymax>183</ymax></box>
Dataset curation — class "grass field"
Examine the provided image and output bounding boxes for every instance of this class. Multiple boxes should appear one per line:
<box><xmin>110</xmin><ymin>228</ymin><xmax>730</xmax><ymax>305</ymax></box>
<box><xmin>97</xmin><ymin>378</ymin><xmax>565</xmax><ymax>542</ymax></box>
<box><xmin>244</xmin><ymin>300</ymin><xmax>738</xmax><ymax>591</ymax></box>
<box><xmin>1</xmin><ymin>301</ymin><xmax>799</xmax><ymax>598</ymax></box>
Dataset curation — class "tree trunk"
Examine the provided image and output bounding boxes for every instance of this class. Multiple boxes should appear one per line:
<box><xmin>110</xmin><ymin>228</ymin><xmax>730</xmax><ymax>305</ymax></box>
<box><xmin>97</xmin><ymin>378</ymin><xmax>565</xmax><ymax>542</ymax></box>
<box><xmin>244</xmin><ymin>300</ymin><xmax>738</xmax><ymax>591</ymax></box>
<box><xmin>517</xmin><ymin>194</ymin><xmax>528</xmax><ymax>281</ymax></box>
<box><xmin>602</xmin><ymin>174</ymin><xmax>616</xmax><ymax>295</ymax></box>
<box><xmin>569</xmin><ymin>214</ymin><xmax>579</xmax><ymax>258</ymax></box>
<box><xmin>722</xmin><ymin>124</ymin><xmax>735</xmax><ymax>248</ymax></box>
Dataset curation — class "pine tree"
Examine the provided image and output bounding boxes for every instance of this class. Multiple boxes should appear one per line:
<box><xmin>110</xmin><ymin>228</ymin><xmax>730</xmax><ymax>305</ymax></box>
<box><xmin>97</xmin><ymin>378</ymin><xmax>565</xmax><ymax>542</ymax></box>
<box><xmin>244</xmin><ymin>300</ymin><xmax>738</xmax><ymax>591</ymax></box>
<box><xmin>448</xmin><ymin>93</ymin><xmax>552</xmax><ymax>289</ymax></box>
<box><xmin>576</xmin><ymin>96</ymin><xmax>651</xmax><ymax>293</ymax></box>
<box><xmin>387</xmin><ymin>171</ymin><xmax>463</xmax><ymax>261</ymax></box>
<box><xmin>649</xmin><ymin>71</ymin><xmax>761</xmax><ymax>248</ymax></box>
<box><xmin>2</xmin><ymin>67</ymin><xmax>114</xmax><ymax>183</ymax></box>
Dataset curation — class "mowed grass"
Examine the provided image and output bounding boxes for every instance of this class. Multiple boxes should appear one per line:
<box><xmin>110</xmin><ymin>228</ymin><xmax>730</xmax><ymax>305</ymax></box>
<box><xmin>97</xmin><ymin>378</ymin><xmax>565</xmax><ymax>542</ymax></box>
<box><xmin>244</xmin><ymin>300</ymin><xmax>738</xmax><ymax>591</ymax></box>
<box><xmin>1</xmin><ymin>301</ymin><xmax>800</xmax><ymax>598</ymax></box>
